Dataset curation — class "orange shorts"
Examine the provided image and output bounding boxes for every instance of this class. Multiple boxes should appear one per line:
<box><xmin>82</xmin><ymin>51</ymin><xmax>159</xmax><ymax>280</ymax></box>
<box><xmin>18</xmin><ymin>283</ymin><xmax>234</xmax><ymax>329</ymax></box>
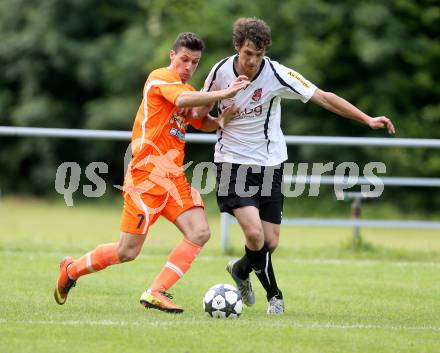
<box><xmin>120</xmin><ymin>172</ymin><xmax>204</xmax><ymax>235</ymax></box>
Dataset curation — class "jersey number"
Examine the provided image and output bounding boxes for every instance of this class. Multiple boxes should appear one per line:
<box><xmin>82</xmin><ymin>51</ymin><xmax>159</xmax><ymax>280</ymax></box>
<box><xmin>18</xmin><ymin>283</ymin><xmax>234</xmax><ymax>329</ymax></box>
<box><xmin>136</xmin><ymin>213</ymin><xmax>145</xmax><ymax>229</ymax></box>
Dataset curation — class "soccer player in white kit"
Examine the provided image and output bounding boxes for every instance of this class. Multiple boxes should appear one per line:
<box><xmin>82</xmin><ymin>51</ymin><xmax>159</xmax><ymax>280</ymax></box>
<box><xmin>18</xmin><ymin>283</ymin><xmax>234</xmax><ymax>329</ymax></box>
<box><xmin>202</xmin><ymin>17</ymin><xmax>395</xmax><ymax>314</ymax></box>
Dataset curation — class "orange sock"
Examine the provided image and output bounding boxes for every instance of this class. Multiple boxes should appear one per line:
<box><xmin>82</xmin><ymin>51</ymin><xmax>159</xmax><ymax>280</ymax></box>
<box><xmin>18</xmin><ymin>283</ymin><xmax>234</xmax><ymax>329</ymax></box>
<box><xmin>68</xmin><ymin>243</ymin><xmax>121</xmax><ymax>280</ymax></box>
<box><xmin>149</xmin><ymin>238</ymin><xmax>202</xmax><ymax>291</ymax></box>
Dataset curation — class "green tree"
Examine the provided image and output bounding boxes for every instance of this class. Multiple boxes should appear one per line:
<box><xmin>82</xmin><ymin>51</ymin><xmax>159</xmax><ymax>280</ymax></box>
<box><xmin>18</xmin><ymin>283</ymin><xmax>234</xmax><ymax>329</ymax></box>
<box><xmin>0</xmin><ymin>0</ymin><xmax>438</xmax><ymax>212</ymax></box>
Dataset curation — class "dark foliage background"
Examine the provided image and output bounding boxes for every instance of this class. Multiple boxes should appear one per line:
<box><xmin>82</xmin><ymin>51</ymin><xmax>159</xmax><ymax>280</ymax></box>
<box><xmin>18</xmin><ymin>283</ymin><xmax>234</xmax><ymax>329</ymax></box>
<box><xmin>0</xmin><ymin>0</ymin><xmax>439</xmax><ymax>212</ymax></box>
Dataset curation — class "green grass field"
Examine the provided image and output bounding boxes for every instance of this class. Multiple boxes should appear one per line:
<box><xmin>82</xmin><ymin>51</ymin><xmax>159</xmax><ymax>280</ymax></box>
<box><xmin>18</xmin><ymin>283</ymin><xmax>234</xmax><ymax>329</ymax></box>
<box><xmin>1</xmin><ymin>197</ymin><xmax>439</xmax><ymax>353</ymax></box>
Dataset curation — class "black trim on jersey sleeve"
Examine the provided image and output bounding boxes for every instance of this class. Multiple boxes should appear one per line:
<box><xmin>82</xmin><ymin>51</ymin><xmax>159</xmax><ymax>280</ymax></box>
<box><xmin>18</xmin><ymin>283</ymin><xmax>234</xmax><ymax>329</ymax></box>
<box><xmin>268</xmin><ymin>60</ymin><xmax>301</xmax><ymax>95</ymax></box>
<box><xmin>206</xmin><ymin>57</ymin><xmax>230</xmax><ymax>92</ymax></box>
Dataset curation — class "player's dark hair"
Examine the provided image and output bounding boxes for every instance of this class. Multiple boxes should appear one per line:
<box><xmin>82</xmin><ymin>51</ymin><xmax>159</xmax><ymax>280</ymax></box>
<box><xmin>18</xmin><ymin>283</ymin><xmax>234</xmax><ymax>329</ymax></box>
<box><xmin>173</xmin><ymin>32</ymin><xmax>205</xmax><ymax>53</ymax></box>
<box><xmin>233</xmin><ymin>17</ymin><xmax>272</xmax><ymax>51</ymax></box>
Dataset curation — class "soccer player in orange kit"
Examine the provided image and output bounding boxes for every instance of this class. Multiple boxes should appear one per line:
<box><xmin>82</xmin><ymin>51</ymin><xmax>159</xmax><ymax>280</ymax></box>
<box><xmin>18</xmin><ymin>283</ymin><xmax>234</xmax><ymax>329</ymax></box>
<box><xmin>54</xmin><ymin>32</ymin><xmax>249</xmax><ymax>313</ymax></box>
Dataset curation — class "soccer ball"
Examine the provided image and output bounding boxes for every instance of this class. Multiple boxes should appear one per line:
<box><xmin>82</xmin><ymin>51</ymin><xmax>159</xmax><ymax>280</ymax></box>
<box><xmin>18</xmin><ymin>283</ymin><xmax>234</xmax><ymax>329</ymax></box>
<box><xmin>203</xmin><ymin>283</ymin><xmax>243</xmax><ymax>318</ymax></box>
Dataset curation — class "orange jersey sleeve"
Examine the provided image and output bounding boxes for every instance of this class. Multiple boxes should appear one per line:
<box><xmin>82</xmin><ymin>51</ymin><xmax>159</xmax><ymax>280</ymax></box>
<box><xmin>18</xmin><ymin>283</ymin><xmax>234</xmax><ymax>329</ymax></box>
<box><xmin>128</xmin><ymin>67</ymin><xmax>197</xmax><ymax>178</ymax></box>
<box><xmin>159</xmin><ymin>84</ymin><xmax>189</xmax><ymax>105</ymax></box>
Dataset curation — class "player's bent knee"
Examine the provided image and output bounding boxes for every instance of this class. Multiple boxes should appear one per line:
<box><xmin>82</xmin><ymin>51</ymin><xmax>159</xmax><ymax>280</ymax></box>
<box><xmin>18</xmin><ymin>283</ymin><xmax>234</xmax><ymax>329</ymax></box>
<box><xmin>264</xmin><ymin>229</ymin><xmax>280</xmax><ymax>252</ymax></box>
<box><xmin>244</xmin><ymin>228</ymin><xmax>264</xmax><ymax>246</ymax></box>
<box><xmin>196</xmin><ymin>226</ymin><xmax>211</xmax><ymax>245</ymax></box>
<box><xmin>266</xmin><ymin>240</ymin><xmax>279</xmax><ymax>253</ymax></box>
<box><xmin>118</xmin><ymin>251</ymin><xmax>138</xmax><ymax>262</ymax></box>
<box><xmin>187</xmin><ymin>226</ymin><xmax>211</xmax><ymax>246</ymax></box>
<box><xmin>117</xmin><ymin>245</ymin><xmax>141</xmax><ymax>262</ymax></box>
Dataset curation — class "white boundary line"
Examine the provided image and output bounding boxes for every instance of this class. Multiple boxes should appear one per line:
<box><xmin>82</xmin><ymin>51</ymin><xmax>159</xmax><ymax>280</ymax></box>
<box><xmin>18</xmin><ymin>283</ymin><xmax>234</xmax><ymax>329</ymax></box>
<box><xmin>0</xmin><ymin>319</ymin><xmax>439</xmax><ymax>332</ymax></box>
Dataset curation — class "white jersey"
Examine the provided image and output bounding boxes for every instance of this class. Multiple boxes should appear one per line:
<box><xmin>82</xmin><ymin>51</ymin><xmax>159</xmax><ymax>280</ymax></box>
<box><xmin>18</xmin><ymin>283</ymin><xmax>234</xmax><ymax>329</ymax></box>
<box><xmin>203</xmin><ymin>55</ymin><xmax>317</xmax><ymax>166</ymax></box>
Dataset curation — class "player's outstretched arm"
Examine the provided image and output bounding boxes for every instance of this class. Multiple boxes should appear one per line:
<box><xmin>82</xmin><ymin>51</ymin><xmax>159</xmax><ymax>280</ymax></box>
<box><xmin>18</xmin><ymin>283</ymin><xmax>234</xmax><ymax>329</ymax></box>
<box><xmin>310</xmin><ymin>89</ymin><xmax>396</xmax><ymax>134</ymax></box>
<box><xmin>175</xmin><ymin>75</ymin><xmax>250</xmax><ymax>108</ymax></box>
<box><xmin>195</xmin><ymin>105</ymin><xmax>239</xmax><ymax>132</ymax></box>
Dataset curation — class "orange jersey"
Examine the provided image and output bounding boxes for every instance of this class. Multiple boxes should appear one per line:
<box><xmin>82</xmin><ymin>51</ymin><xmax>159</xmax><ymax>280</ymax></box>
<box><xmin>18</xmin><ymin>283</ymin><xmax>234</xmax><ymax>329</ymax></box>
<box><xmin>129</xmin><ymin>67</ymin><xmax>203</xmax><ymax>178</ymax></box>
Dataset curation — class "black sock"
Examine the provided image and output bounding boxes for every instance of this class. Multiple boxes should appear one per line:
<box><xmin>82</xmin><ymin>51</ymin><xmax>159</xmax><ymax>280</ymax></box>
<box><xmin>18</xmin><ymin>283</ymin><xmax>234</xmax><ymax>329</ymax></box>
<box><xmin>245</xmin><ymin>244</ymin><xmax>282</xmax><ymax>301</ymax></box>
<box><xmin>233</xmin><ymin>253</ymin><xmax>252</xmax><ymax>280</ymax></box>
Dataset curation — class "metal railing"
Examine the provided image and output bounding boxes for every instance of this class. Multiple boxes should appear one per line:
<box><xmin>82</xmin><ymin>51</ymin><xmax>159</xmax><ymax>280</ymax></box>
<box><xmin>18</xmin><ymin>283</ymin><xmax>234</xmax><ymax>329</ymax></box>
<box><xmin>2</xmin><ymin>126</ymin><xmax>440</xmax><ymax>147</ymax></box>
